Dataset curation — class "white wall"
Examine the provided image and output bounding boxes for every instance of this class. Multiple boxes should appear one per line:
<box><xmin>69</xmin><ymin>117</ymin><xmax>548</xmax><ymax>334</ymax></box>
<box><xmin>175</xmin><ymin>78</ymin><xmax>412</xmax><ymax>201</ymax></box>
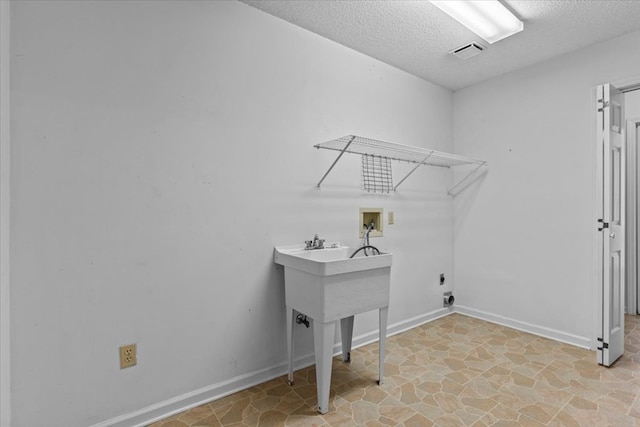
<box><xmin>1</xmin><ymin>1</ymin><xmax>11</xmax><ymax>425</ymax></box>
<box><xmin>453</xmin><ymin>30</ymin><xmax>640</xmax><ymax>346</ymax></box>
<box><xmin>9</xmin><ymin>1</ymin><xmax>454</xmax><ymax>425</ymax></box>
<box><xmin>627</xmin><ymin>89</ymin><xmax>640</xmax><ymax>119</ymax></box>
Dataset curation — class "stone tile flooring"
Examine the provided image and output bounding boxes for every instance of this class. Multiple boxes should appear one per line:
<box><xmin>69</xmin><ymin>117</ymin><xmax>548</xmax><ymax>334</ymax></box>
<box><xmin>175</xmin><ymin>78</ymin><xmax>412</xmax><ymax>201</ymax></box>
<box><xmin>149</xmin><ymin>313</ymin><xmax>640</xmax><ymax>426</ymax></box>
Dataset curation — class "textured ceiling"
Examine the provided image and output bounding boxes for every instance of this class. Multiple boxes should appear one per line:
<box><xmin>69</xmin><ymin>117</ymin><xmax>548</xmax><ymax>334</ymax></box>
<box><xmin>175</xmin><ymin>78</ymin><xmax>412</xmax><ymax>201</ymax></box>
<box><xmin>239</xmin><ymin>0</ymin><xmax>640</xmax><ymax>91</ymax></box>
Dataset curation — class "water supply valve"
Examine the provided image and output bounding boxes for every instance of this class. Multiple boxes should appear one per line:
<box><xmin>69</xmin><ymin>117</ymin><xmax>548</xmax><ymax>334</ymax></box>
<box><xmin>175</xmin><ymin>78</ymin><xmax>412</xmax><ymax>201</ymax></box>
<box><xmin>296</xmin><ymin>314</ymin><xmax>310</xmax><ymax>328</ymax></box>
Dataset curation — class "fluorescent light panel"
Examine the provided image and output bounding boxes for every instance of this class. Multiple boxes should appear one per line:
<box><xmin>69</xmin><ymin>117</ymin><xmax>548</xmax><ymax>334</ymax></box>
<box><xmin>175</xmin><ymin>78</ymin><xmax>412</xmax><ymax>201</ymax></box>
<box><xmin>430</xmin><ymin>0</ymin><xmax>523</xmax><ymax>44</ymax></box>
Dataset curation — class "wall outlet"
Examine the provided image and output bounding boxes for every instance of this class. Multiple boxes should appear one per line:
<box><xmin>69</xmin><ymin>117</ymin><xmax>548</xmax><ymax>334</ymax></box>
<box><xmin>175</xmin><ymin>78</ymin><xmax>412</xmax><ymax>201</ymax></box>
<box><xmin>119</xmin><ymin>344</ymin><xmax>137</xmax><ymax>369</ymax></box>
<box><xmin>388</xmin><ymin>211</ymin><xmax>394</xmax><ymax>225</ymax></box>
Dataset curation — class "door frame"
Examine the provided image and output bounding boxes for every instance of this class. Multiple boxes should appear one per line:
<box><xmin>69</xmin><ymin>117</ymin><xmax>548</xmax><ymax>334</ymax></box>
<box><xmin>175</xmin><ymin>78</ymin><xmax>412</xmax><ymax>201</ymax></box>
<box><xmin>594</xmin><ymin>77</ymin><xmax>640</xmax><ymax>358</ymax></box>
<box><xmin>627</xmin><ymin>118</ymin><xmax>640</xmax><ymax>316</ymax></box>
<box><xmin>623</xmin><ymin>86</ymin><xmax>640</xmax><ymax>316</ymax></box>
<box><xmin>613</xmin><ymin>79</ymin><xmax>640</xmax><ymax>324</ymax></box>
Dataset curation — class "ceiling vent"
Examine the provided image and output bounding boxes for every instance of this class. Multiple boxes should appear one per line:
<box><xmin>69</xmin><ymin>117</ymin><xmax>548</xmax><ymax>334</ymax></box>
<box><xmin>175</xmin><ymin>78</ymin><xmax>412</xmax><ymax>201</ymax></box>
<box><xmin>450</xmin><ymin>42</ymin><xmax>486</xmax><ymax>60</ymax></box>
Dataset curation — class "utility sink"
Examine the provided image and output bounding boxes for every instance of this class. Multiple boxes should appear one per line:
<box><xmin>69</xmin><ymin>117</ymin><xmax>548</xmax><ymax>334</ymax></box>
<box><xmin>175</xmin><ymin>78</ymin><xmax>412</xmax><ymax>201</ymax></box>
<box><xmin>274</xmin><ymin>242</ymin><xmax>392</xmax><ymax>276</ymax></box>
<box><xmin>274</xmin><ymin>242</ymin><xmax>392</xmax><ymax>322</ymax></box>
<box><xmin>274</xmin><ymin>241</ymin><xmax>392</xmax><ymax>414</ymax></box>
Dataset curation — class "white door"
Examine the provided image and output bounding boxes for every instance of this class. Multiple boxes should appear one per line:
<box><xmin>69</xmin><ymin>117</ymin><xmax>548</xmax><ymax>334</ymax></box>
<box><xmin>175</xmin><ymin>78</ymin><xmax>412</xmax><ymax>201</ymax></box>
<box><xmin>597</xmin><ymin>83</ymin><xmax>625</xmax><ymax>366</ymax></box>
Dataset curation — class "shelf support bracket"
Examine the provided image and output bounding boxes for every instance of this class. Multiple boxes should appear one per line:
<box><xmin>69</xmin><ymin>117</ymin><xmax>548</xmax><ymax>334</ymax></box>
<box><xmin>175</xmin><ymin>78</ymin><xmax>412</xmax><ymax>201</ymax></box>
<box><xmin>393</xmin><ymin>152</ymin><xmax>433</xmax><ymax>191</ymax></box>
<box><xmin>316</xmin><ymin>135</ymin><xmax>356</xmax><ymax>188</ymax></box>
<box><xmin>447</xmin><ymin>162</ymin><xmax>487</xmax><ymax>197</ymax></box>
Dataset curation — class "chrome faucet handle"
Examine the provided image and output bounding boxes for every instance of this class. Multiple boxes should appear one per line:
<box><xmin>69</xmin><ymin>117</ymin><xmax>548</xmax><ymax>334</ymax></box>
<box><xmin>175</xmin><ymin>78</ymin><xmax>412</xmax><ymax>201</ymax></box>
<box><xmin>305</xmin><ymin>235</ymin><xmax>324</xmax><ymax>249</ymax></box>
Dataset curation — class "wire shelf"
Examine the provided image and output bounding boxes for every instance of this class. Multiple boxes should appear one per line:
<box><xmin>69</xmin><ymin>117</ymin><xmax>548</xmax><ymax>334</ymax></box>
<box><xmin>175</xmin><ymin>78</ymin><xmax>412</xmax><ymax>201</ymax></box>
<box><xmin>314</xmin><ymin>135</ymin><xmax>484</xmax><ymax>168</ymax></box>
<box><xmin>314</xmin><ymin>135</ymin><xmax>488</xmax><ymax>195</ymax></box>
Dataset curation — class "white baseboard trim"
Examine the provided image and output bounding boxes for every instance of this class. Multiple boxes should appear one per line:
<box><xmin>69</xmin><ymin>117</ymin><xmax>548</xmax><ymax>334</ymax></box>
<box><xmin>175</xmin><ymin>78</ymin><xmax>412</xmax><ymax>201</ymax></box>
<box><xmin>350</xmin><ymin>307</ymin><xmax>454</xmax><ymax>349</ymax></box>
<box><xmin>95</xmin><ymin>305</ymin><xmax>595</xmax><ymax>426</ymax></box>
<box><xmin>90</xmin><ymin>362</ymin><xmax>287</xmax><ymax>427</ymax></box>
<box><xmin>91</xmin><ymin>307</ymin><xmax>454</xmax><ymax>427</ymax></box>
<box><xmin>454</xmin><ymin>305</ymin><xmax>592</xmax><ymax>349</ymax></box>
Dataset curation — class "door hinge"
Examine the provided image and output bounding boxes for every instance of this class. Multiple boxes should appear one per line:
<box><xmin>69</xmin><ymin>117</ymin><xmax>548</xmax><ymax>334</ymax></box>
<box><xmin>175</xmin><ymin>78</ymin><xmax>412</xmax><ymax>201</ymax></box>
<box><xmin>597</xmin><ymin>99</ymin><xmax>610</xmax><ymax>112</ymax></box>
<box><xmin>598</xmin><ymin>219</ymin><xmax>609</xmax><ymax>231</ymax></box>
<box><xmin>597</xmin><ymin>337</ymin><xmax>609</xmax><ymax>350</ymax></box>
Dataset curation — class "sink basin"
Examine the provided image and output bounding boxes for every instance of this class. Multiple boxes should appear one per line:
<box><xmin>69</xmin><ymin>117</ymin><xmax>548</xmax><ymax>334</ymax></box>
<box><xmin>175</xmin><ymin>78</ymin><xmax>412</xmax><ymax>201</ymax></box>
<box><xmin>274</xmin><ymin>242</ymin><xmax>392</xmax><ymax>276</ymax></box>
<box><xmin>274</xmin><ymin>241</ymin><xmax>392</xmax><ymax>322</ymax></box>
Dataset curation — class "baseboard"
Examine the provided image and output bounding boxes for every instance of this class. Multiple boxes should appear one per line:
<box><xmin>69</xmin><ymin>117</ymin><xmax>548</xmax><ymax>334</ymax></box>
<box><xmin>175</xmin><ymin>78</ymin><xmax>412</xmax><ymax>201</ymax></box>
<box><xmin>89</xmin><ymin>305</ymin><xmax>592</xmax><ymax>426</ymax></box>
<box><xmin>454</xmin><ymin>305</ymin><xmax>592</xmax><ymax>349</ymax></box>
<box><xmin>348</xmin><ymin>307</ymin><xmax>454</xmax><ymax>349</ymax></box>
<box><xmin>89</xmin><ymin>362</ymin><xmax>289</xmax><ymax>427</ymax></box>
<box><xmin>90</xmin><ymin>307</ymin><xmax>454</xmax><ymax>427</ymax></box>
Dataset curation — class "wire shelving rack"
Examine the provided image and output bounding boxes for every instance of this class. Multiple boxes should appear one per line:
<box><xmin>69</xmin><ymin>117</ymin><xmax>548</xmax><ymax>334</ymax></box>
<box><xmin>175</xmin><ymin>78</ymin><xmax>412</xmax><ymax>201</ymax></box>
<box><xmin>314</xmin><ymin>135</ymin><xmax>488</xmax><ymax>196</ymax></box>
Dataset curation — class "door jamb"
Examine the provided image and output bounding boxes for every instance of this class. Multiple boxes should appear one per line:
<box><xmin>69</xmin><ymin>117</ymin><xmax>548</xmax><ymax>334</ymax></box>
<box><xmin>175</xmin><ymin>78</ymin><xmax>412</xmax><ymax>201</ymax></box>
<box><xmin>627</xmin><ymin>119</ymin><xmax>640</xmax><ymax>315</ymax></box>
<box><xmin>615</xmin><ymin>78</ymin><xmax>640</xmax><ymax>321</ymax></box>
<box><xmin>594</xmin><ymin>77</ymin><xmax>640</xmax><ymax>356</ymax></box>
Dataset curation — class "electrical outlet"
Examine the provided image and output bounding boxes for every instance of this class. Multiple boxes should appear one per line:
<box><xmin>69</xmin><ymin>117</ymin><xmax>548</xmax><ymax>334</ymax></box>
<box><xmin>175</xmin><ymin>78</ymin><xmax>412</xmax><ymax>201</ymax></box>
<box><xmin>388</xmin><ymin>211</ymin><xmax>394</xmax><ymax>225</ymax></box>
<box><xmin>119</xmin><ymin>344</ymin><xmax>137</xmax><ymax>369</ymax></box>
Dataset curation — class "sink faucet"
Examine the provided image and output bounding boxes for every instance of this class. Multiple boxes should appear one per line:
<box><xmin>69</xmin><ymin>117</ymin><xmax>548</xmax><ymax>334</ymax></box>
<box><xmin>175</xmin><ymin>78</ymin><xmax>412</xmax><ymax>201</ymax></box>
<box><xmin>305</xmin><ymin>234</ymin><xmax>325</xmax><ymax>250</ymax></box>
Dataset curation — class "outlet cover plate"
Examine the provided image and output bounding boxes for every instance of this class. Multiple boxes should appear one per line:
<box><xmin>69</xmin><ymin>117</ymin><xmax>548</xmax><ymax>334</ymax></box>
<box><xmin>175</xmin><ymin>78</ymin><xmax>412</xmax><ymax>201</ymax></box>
<box><xmin>119</xmin><ymin>344</ymin><xmax>137</xmax><ymax>369</ymax></box>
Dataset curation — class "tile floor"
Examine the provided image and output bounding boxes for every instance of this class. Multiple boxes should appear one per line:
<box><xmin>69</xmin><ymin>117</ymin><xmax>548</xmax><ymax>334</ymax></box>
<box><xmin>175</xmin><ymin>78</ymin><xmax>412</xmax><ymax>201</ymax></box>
<box><xmin>150</xmin><ymin>313</ymin><xmax>640</xmax><ymax>426</ymax></box>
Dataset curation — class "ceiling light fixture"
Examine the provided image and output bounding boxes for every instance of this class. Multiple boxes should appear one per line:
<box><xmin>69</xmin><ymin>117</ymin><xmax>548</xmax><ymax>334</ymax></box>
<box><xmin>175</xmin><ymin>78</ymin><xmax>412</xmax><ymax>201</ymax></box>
<box><xmin>430</xmin><ymin>0</ymin><xmax>523</xmax><ymax>44</ymax></box>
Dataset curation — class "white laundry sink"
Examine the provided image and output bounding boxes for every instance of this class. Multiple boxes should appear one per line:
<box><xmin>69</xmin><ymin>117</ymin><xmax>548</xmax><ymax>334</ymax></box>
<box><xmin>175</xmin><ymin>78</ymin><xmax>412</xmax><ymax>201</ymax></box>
<box><xmin>274</xmin><ymin>242</ymin><xmax>392</xmax><ymax>322</ymax></box>
<box><xmin>274</xmin><ymin>242</ymin><xmax>392</xmax><ymax>276</ymax></box>
<box><xmin>274</xmin><ymin>241</ymin><xmax>392</xmax><ymax>414</ymax></box>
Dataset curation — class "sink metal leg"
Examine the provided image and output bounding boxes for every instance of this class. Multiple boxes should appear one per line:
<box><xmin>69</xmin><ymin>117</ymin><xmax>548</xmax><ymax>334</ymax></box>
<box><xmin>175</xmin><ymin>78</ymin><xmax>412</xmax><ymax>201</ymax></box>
<box><xmin>286</xmin><ymin>307</ymin><xmax>295</xmax><ymax>385</ymax></box>
<box><xmin>340</xmin><ymin>315</ymin><xmax>354</xmax><ymax>363</ymax></box>
<box><xmin>313</xmin><ymin>320</ymin><xmax>335</xmax><ymax>414</ymax></box>
<box><xmin>378</xmin><ymin>306</ymin><xmax>388</xmax><ymax>385</ymax></box>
